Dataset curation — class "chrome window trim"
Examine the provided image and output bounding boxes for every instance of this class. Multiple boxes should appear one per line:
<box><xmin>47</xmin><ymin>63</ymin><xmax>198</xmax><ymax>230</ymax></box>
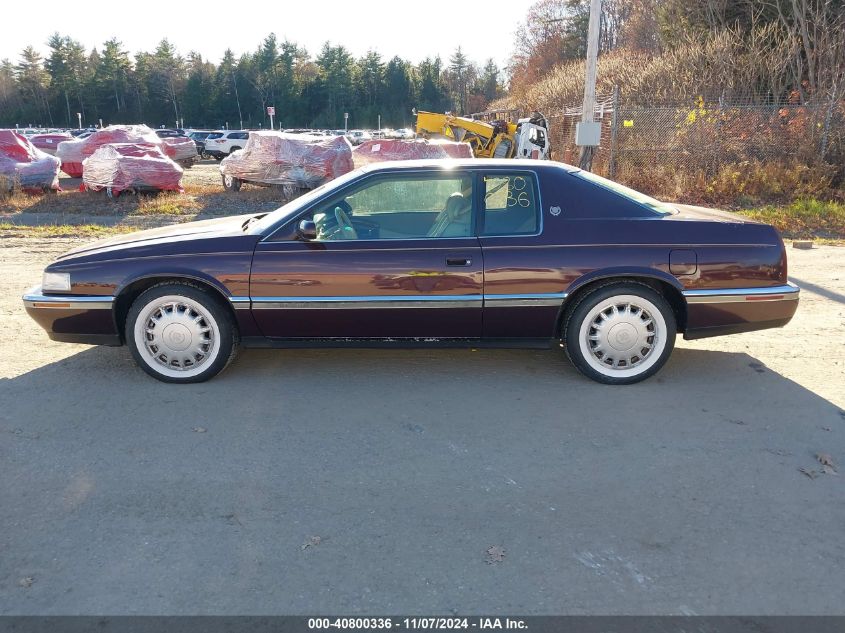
<box><xmin>259</xmin><ymin>165</ymin><xmax>546</xmax><ymax>242</ymax></box>
<box><xmin>23</xmin><ymin>286</ymin><xmax>115</xmax><ymax>310</ymax></box>
<box><xmin>683</xmin><ymin>283</ymin><xmax>799</xmax><ymax>304</ymax></box>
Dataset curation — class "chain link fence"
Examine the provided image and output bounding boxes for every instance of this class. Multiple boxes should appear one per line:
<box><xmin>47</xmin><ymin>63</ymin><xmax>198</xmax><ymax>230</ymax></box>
<box><xmin>475</xmin><ymin>92</ymin><xmax>845</xmax><ymax>193</ymax></box>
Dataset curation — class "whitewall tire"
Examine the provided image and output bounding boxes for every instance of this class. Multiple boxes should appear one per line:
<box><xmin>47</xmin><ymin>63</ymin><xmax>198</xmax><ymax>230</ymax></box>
<box><xmin>126</xmin><ymin>282</ymin><xmax>238</xmax><ymax>383</ymax></box>
<box><xmin>564</xmin><ymin>282</ymin><xmax>676</xmax><ymax>385</ymax></box>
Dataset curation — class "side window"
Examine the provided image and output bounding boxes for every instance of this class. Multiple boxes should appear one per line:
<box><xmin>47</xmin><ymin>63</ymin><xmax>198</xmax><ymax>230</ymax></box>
<box><xmin>304</xmin><ymin>174</ymin><xmax>474</xmax><ymax>241</ymax></box>
<box><xmin>481</xmin><ymin>173</ymin><xmax>539</xmax><ymax>236</ymax></box>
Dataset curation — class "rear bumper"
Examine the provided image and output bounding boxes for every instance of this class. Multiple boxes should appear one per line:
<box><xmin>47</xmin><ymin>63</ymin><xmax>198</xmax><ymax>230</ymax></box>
<box><xmin>682</xmin><ymin>283</ymin><xmax>799</xmax><ymax>340</ymax></box>
<box><xmin>23</xmin><ymin>286</ymin><xmax>121</xmax><ymax>346</ymax></box>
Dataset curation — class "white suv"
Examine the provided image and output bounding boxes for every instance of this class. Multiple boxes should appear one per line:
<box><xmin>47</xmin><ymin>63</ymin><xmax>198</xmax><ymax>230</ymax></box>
<box><xmin>204</xmin><ymin>130</ymin><xmax>250</xmax><ymax>160</ymax></box>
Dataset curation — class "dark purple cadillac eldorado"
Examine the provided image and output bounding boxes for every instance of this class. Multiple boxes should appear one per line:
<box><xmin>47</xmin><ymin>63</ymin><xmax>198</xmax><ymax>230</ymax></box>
<box><xmin>23</xmin><ymin>159</ymin><xmax>799</xmax><ymax>384</ymax></box>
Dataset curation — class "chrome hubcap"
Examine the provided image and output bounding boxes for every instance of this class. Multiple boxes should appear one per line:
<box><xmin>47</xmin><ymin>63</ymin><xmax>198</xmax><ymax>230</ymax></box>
<box><xmin>140</xmin><ymin>299</ymin><xmax>215</xmax><ymax>371</ymax></box>
<box><xmin>579</xmin><ymin>294</ymin><xmax>666</xmax><ymax>376</ymax></box>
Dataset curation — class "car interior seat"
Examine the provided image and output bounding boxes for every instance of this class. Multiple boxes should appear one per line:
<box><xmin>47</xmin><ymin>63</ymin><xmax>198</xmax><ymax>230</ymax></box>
<box><xmin>427</xmin><ymin>192</ymin><xmax>472</xmax><ymax>237</ymax></box>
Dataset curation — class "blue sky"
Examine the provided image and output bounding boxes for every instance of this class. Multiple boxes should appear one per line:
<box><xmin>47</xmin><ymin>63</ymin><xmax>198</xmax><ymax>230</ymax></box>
<box><xmin>3</xmin><ymin>0</ymin><xmax>537</xmax><ymax>69</ymax></box>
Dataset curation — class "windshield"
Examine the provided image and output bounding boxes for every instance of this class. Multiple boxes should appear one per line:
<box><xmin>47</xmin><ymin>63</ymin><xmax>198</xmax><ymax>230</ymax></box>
<box><xmin>246</xmin><ymin>168</ymin><xmax>368</xmax><ymax>235</ymax></box>
<box><xmin>573</xmin><ymin>169</ymin><xmax>677</xmax><ymax>216</ymax></box>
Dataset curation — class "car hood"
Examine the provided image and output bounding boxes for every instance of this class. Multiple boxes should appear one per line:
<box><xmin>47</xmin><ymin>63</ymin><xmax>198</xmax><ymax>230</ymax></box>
<box><xmin>57</xmin><ymin>214</ymin><xmax>258</xmax><ymax>261</ymax></box>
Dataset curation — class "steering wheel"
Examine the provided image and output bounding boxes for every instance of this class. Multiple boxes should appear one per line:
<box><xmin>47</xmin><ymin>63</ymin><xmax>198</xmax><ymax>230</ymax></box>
<box><xmin>334</xmin><ymin>206</ymin><xmax>358</xmax><ymax>239</ymax></box>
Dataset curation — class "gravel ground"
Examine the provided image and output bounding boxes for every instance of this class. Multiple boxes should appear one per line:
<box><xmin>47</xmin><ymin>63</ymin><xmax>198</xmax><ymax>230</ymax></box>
<box><xmin>0</xmin><ymin>239</ymin><xmax>843</xmax><ymax>615</ymax></box>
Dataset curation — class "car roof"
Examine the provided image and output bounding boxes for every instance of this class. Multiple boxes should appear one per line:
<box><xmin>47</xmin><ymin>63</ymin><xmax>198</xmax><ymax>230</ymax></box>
<box><xmin>358</xmin><ymin>158</ymin><xmax>578</xmax><ymax>173</ymax></box>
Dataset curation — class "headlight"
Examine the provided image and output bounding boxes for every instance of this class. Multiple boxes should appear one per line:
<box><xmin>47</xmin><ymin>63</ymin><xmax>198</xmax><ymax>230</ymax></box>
<box><xmin>42</xmin><ymin>271</ymin><xmax>71</xmax><ymax>292</ymax></box>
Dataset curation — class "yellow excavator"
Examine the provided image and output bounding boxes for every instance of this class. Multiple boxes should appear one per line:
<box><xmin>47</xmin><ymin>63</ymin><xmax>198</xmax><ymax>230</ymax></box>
<box><xmin>414</xmin><ymin>110</ymin><xmax>550</xmax><ymax>159</ymax></box>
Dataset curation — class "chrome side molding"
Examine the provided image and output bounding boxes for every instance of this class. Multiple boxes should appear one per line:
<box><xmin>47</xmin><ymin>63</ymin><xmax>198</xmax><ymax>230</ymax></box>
<box><xmin>242</xmin><ymin>292</ymin><xmax>569</xmax><ymax>310</ymax></box>
<box><xmin>22</xmin><ymin>287</ymin><xmax>115</xmax><ymax>311</ymax></box>
<box><xmin>683</xmin><ymin>283</ymin><xmax>799</xmax><ymax>304</ymax></box>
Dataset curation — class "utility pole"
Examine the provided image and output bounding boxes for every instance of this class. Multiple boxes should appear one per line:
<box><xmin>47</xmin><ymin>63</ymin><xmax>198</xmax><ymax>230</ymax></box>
<box><xmin>576</xmin><ymin>0</ymin><xmax>602</xmax><ymax>171</ymax></box>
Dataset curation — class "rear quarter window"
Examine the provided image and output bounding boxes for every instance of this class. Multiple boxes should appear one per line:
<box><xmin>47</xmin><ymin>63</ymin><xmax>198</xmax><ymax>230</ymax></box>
<box><xmin>550</xmin><ymin>170</ymin><xmax>672</xmax><ymax>219</ymax></box>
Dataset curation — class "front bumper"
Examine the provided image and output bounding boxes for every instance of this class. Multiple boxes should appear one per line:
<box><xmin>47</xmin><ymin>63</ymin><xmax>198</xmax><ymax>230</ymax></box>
<box><xmin>682</xmin><ymin>282</ymin><xmax>800</xmax><ymax>340</ymax></box>
<box><xmin>22</xmin><ymin>286</ymin><xmax>121</xmax><ymax>346</ymax></box>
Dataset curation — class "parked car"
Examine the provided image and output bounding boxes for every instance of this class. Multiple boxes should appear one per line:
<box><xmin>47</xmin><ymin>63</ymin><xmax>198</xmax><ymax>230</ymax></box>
<box><xmin>393</xmin><ymin>128</ymin><xmax>414</xmax><ymax>139</ymax></box>
<box><xmin>0</xmin><ymin>129</ymin><xmax>61</xmax><ymax>192</ymax></box>
<box><xmin>159</xmin><ymin>136</ymin><xmax>198</xmax><ymax>168</ymax></box>
<box><xmin>204</xmin><ymin>130</ymin><xmax>250</xmax><ymax>160</ymax></box>
<box><xmin>346</xmin><ymin>129</ymin><xmax>371</xmax><ymax>145</ymax></box>
<box><xmin>220</xmin><ymin>131</ymin><xmax>353</xmax><ymax>191</ymax></box>
<box><xmin>81</xmin><ymin>143</ymin><xmax>183</xmax><ymax>198</ymax></box>
<box><xmin>29</xmin><ymin>132</ymin><xmax>73</xmax><ymax>156</ymax></box>
<box><xmin>56</xmin><ymin>124</ymin><xmax>164</xmax><ymax>177</ymax></box>
<box><xmin>184</xmin><ymin>130</ymin><xmax>214</xmax><ymax>157</ymax></box>
<box><xmin>22</xmin><ymin>159</ymin><xmax>799</xmax><ymax>384</ymax></box>
<box><xmin>154</xmin><ymin>129</ymin><xmax>186</xmax><ymax>138</ymax></box>
<box><xmin>352</xmin><ymin>138</ymin><xmax>473</xmax><ymax>167</ymax></box>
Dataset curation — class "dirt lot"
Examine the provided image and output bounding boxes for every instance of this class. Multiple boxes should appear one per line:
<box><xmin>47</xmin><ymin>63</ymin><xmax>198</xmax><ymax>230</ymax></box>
<box><xmin>0</xmin><ymin>238</ymin><xmax>844</xmax><ymax>615</ymax></box>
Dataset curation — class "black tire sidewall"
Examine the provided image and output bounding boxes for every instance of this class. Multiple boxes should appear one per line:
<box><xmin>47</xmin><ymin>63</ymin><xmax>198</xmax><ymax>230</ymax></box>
<box><xmin>564</xmin><ymin>282</ymin><xmax>676</xmax><ymax>385</ymax></box>
<box><xmin>222</xmin><ymin>175</ymin><xmax>241</xmax><ymax>192</ymax></box>
<box><xmin>125</xmin><ymin>282</ymin><xmax>238</xmax><ymax>383</ymax></box>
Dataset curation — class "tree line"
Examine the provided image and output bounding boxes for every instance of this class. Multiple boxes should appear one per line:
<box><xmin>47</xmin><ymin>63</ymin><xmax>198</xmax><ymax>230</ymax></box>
<box><xmin>0</xmin><ymin>34</ymin><xmax>505</xmax><ymax>130</ymax></box>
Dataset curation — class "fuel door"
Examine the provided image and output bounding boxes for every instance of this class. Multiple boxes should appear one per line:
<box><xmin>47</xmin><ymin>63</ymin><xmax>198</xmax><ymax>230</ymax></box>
<box><xmin>669</xmin><ymin>249</ymin><xmax>698</xmax><ymax>276</ymax></box>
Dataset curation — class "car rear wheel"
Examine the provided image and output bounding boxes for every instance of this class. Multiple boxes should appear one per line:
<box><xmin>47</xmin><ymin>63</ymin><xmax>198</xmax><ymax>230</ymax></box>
<box><xmin>563</xmin><ymin>282</ymin><xmax>676</xmax><ymax>385</ymax></box>
<box><xmin>222</xmin><ymin>174</ymin><xmax>242</xmax><ymax>192</ymax></box>
<box><xmin>126</xmin><ymin>282</ymin><xmax>238</xmax><ymax>383</ymax></box>
<box><xmin>229</xmin><ymin>146</ymin><xmax>242</xmax><ymax>154</ymax></box>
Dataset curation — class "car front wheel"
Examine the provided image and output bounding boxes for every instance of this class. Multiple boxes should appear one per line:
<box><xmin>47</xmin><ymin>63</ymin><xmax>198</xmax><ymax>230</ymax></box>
<box><xmin>563</xmin><ymin>282</ymin><xmax>676</xmax><ymax>385</ymax></box>
<box><xmin>126</xmin><ymin>282</ymin><xmax>238</xmax><ymax>383</ymax></box>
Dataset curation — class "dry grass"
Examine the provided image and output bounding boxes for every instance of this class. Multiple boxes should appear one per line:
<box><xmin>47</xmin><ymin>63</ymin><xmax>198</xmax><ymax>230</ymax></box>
<box><xmin>738</xmin><ymin>198</ymin><xmax>845</xmax><ymax>239</ymax></box>
<box><xmin>618</xmin><ymin>160</ymin><xmax>841</xmax><ymax>208</ymax></box>
<box><xmin>0</xmin><ymin>223</ymin><xmax>131</xmax><ymax>238</ymax></box>
<box><xmin>501</xmin><ymin>26</ymin><xmax>796</xmax><ymax>110</ymax></box>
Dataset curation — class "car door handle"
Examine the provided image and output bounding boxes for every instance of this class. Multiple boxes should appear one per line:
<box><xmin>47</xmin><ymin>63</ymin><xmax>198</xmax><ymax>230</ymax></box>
<box><xmin>446</xmin><ymin>257</ymin><xmax>472</xmax><ymax>267</ymax></box>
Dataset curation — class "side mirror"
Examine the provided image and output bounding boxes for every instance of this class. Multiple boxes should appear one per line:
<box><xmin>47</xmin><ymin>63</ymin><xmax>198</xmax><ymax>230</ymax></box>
<box><xmin>297</xmin><ymin>219</ymin><xmax>317</xmax><ymax>240</ymax></box>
